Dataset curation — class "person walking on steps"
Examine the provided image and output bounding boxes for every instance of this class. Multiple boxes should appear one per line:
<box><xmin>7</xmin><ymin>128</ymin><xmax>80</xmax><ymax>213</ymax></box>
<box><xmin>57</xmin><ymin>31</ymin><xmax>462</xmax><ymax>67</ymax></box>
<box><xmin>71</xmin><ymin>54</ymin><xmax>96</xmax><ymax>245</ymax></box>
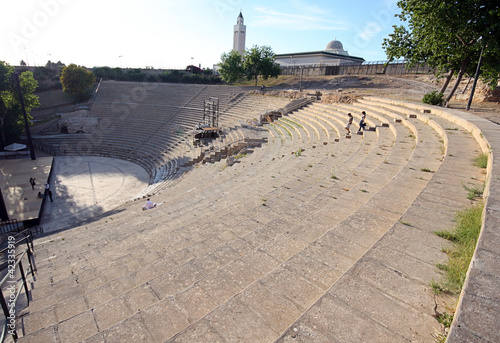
<box><xmin>30</xmin><ymin>178</ymin><xmax>36</xmax><ymax>190</ymax></box>
<box><xmin>345</xmin><ymin>113</ymin><xmax>353</xmax><ymax>135</ymax></box>
<box><xmin>358</xmin><ymin>111</ymin><xmax>367</xmax><ymax>133</ymax></box>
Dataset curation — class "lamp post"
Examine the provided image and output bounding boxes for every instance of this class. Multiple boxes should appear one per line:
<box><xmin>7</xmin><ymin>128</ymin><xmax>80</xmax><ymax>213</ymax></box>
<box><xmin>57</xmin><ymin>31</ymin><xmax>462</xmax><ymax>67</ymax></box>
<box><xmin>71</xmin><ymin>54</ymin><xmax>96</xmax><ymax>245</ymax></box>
<box><xmin>299</xmin><ymin>65</ymin><xmax>303</xmax><ymax>91</ymax></box>
<box><xmin>0</xmin><ymin>188</ymin><xmax>8</xmax><ymax>221</ymax></box>
<box><xmin>12</xmin><ymin>73</ymin><xmax>36</xmax><ymax>160</ymax></box>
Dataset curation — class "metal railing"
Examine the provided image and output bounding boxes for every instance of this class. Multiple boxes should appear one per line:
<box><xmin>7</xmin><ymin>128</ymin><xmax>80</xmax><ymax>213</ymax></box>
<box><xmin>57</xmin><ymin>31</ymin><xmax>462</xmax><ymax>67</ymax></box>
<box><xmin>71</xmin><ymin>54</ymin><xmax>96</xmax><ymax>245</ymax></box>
<box><xmin>0</xmin><ymin>230</ymin><xmax>37</xmax><ymax>342</ymax></box>
<box><xmin>0</xmin><ymin>220</ymin><xmax>23</xmax><ymax>235</ymax></box>
<box><xmin>280</xmin><ymin>60</ymin><xmax>433</xmax><ymax>76</ymax></box>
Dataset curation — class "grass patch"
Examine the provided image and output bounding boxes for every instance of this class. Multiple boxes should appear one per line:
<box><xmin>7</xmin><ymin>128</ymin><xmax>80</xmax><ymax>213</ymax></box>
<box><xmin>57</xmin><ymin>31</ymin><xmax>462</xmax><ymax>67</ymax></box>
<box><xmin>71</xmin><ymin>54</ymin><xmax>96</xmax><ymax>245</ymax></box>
<box><xmin>433</xmin><ymin>202</ymin><xmax>483</xmax><ymax>294</ymax></box>
<box><xmin>431</xmin><ymin>202</ymin><xmax>484</xmax><ymax>342</ymax></box>
<box><xmin>473</xmin><ymin>153</ymin><xmax>488</xmax><ymax>169</ymax></box>
<box><xmin>32</xmin><ymin>114</ymin><xmax>61</xmax><ymax>126</ymax></box>
<box><xmin>295</xmin><ymin>148</ymin><xmax>304</xmax><ymax>157</ymax></box>
<box><xmin>421</xmin><ymin>168</ymin><xmax>434</xmax><ymax>173</ymax></box>
<box><xmin>330</xmin><ymin>174</ymin><xmax>339</xmax><ymax>180</ymax></box>
<box><xmin>281</xmin><ymin>118</ymin><xmax>303</xmax><ymax>129</ymax></box>
<box><xmin>463</xmin><ymin>183</ymin><xmax>484</xmax><ymax>200</ymax></box>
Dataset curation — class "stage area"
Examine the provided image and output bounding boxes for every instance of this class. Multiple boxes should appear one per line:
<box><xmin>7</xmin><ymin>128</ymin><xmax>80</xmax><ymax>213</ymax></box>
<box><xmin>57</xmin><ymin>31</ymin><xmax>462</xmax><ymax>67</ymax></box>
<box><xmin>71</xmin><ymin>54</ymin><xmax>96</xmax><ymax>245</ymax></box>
<box><xmin>0</xmin><ymin>156</ymin><xmax>53</xmax><ymax>223</ymax></box>
<box><xmin>39</xmin><ymin>156</ymin><xmax>150</xmax><ymax>233</ymax></box>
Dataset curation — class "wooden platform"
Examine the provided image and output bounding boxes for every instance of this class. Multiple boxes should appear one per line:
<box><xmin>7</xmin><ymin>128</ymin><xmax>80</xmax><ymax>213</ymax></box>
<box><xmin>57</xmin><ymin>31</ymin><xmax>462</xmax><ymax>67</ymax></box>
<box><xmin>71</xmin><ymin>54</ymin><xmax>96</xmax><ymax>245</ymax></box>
<box><xmin>0</xmin><ymin>156</ymin><xmax>53</xmax><ymax>224</ymax></box>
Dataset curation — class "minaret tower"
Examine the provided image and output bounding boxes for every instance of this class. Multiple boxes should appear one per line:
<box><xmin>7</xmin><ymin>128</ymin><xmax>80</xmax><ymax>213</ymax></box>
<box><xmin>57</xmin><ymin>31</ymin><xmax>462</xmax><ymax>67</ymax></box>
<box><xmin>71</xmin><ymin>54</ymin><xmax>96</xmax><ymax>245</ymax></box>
<box><xmin>233</xmin><ymin>12</ymin><xmax>246</xmax><ymax>55</ymax></box>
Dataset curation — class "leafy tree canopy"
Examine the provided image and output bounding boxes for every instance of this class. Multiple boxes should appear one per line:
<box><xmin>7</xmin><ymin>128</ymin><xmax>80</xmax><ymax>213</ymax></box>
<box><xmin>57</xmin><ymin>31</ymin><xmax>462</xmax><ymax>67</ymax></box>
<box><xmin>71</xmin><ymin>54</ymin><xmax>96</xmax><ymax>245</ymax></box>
<box><xmin>219</xmin><ymin>45</ymin><xmax>281</xmax><ymax>85</ymax></box>
<box><xmin>218</xmin><ymin>50</ymin><xmax>245</xmax><ymax>83</ymax></box>
<box><xmin>383</xmin><ymin>0</ymin><xmax>500</xmax><ymax>103</ymax></box>
<box><xmin>0</xmin><ymin>61</ymin><xmax>39</xmax><ymax>145</ymax></box>
<box><xmin>60</xmin><ymin>64</ymin><xmax>95</xmax><ymax>101</ymax></box>
<box><xmin>244</xmin><ymin>45</ymin><xmax>281</xmax><ymax>86</ymax></box>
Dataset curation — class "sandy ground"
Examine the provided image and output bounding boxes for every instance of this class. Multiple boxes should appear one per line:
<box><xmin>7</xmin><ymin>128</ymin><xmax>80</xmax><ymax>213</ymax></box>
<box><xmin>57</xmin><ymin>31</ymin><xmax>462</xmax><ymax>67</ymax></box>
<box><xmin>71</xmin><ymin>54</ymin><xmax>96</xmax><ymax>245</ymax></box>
<box><xmin>271</xmin><ymin>74</ymin><xmax>500</xmax><ymax>123</ymax></box>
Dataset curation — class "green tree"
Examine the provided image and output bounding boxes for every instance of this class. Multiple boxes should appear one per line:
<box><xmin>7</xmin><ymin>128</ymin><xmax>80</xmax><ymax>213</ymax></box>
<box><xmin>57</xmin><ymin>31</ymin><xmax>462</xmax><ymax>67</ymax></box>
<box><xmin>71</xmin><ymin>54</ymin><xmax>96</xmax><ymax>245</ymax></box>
<box><xmin>60</xmin><ymin>64</ymin><xmax>96</xmax><ymax>101</ymax></box>
<box><xmin>383</xmin><ymin>0</ymin><xmax>500</xmax><ymax>106</ymax></box>
<box><xmin>218</xmin><ymin>50</ymin><xmax>245</xmax><ymax>83</ymax></box>
<box><xmin>0</xmin><ymin>61</ymin><xmax>40</xmax><ymax>145</ymax></box>
<box><xmin>243</xmin><ymin>45</ymin><xmax>281</xmax><ymax>86</ymax></box>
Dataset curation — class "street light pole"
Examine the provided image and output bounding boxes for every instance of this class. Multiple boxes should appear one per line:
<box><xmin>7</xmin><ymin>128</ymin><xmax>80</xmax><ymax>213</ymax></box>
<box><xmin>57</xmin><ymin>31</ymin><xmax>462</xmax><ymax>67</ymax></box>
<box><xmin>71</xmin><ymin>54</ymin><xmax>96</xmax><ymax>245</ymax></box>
<box><xmin>0</xmin><ymin>188</ymin><xmax>9</xmax><ymax>221</ymax></box>
<box><xmin>13</xmin><ymin>73</ymin><xmax>36</xmax><ymax>160</ymax></box>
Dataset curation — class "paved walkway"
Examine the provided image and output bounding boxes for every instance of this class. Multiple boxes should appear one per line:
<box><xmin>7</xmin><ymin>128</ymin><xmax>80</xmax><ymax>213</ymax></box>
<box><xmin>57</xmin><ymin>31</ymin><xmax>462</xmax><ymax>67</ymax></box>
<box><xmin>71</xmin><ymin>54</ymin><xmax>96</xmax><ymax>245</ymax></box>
<box><xmin>0</xmin><ymin>156</ymin><xmax>53</xmax><ymax>222</ymax></box>
<box><xmin>40</xmin><ymin>156</ymin><xmax>150</xmax><ymax>233</ymax></box>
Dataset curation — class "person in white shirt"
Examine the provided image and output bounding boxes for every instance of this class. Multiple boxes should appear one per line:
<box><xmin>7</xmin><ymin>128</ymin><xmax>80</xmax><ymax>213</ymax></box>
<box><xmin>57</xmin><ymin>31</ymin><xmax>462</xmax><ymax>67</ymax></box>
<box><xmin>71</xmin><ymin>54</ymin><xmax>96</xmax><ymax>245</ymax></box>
<box><xmin>143</xmin><ymin>198</ymin><xmax>156</xmax><ymax>210</ymax></box>
<box><xmin>345</xmin><ymin>113</ymin><xmax>353</xmax><ymax>135</ymax></box>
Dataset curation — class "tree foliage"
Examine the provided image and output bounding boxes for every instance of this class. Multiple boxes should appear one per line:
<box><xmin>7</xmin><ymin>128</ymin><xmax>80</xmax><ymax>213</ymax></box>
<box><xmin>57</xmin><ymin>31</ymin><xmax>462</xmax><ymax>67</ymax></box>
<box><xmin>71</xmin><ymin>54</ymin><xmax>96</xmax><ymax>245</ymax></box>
<box><xmin>383</xmin><ymin>0</ymin><xmax>500</xmax><ymax>105</ymax></box>
<box><xmin>60</xmin><ymin>64</ymin><xmax>96</xmax><ymax>101</ymax></box>
<box><xmin>0</xmin><ymin>61</ymin><xmax>39</xmax><ymax>145</ymax></box>
<box><xmin>218</xmin><ymin>50</ymin><xmax>245</xmax><ymax>83</ymax></box>
<box><xmin>243</xmin><ymin>45</ymin><xmax>281</xmax><ymax>86</ymax></box>
<box><xmin>219</xmin><ymin>45</ymin><xmax>281</xmax><ymax>85</ymax></box>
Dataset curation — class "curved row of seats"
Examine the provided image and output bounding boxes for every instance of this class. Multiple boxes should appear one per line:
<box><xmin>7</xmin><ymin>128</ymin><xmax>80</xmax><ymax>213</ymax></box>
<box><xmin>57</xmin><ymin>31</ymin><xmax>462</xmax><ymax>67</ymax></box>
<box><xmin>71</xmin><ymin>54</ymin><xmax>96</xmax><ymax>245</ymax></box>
<box><xmin>18</xmin><ymin>95</ymin><xmax>493</xmax><ymax>343</ymax></box>
<box><xmin>32</xmin><ymin>82</ymin><xmax>294</xmax><ymax>197</ymax></box>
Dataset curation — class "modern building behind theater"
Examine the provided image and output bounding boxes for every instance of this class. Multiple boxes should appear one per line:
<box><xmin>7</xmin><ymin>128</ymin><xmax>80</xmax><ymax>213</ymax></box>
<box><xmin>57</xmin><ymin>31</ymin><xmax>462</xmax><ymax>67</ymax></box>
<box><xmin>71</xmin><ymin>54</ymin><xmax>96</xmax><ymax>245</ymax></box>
<box><xmin>275</xmin><ymin>39</ymin><xmax>365</xmax><ymax>67</ymax></box>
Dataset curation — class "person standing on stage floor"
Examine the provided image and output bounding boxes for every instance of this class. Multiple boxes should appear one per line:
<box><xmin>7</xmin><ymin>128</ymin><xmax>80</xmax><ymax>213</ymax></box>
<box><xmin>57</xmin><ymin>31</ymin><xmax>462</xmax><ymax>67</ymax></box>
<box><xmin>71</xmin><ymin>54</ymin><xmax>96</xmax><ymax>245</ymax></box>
<box><xmin>30</xmin><ymin>178</ymin><xmax>36</xmax><ymax>190</ymax></box>
<box><xmin>345</xmin><ymin>113</ymin><xmax>353</xmax><ymax>135</ymax></box>
<box><xmin>358</xmin><ymin>111</ymin><xmax>367</xmax><ymax>133</ymax></box>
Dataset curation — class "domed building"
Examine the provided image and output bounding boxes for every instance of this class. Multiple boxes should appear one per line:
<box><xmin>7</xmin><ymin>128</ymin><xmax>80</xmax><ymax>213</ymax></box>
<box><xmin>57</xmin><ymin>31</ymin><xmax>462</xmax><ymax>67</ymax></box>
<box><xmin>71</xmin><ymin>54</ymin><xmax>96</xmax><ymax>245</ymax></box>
<box><xmin>325</xmin><ymin>39</ymin><xmax>349</xmax><ymax>55</ymax></box>
<box><xmin>275</xmin><ymin>39</ymin><xmax>364</xmax><ymax>67</ymax></box>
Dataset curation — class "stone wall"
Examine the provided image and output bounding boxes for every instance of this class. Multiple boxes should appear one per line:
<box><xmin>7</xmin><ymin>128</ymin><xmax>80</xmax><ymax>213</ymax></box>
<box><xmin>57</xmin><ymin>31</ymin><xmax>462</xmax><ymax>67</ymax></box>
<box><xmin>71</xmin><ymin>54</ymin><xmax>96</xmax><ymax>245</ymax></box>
<box><xmin>58</xmin><ymin>110</ymin><xmax>98</xmax><ymax>134</ymax></box>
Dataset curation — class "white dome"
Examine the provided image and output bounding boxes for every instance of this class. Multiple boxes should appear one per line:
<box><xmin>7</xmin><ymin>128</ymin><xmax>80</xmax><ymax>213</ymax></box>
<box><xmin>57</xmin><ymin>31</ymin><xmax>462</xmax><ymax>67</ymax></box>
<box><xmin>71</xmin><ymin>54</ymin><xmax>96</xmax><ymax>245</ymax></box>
<box><xmin>326</xmin><ymin>40</ymin><xmax>343</xmax><ymax>50</ymax></box>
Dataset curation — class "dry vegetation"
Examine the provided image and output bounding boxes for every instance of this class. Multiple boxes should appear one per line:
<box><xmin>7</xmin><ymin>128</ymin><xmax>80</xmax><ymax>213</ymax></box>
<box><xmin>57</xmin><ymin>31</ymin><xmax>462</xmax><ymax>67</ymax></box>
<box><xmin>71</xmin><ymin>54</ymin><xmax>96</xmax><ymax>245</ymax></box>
<box><xmin>250</xmin><ymin>74</ymin><xmax>499</xmax><ymax>123</ymax></box>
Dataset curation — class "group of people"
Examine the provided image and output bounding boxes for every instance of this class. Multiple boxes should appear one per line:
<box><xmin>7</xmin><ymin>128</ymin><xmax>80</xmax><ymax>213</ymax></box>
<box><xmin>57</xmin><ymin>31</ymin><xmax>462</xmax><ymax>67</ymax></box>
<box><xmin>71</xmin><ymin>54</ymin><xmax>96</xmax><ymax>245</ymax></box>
<box><xmin>30</xmin><ymin>177</ymin><xmax>53</xmax><ymax>202</ymax></box>
<box><xmin>140</xmin><ymin>112</ymin><xmax>369</xmax><ymax>212</ymax></box>
<box><xmin>345</xmin><ymin>111</ymin><xmax>367</xmax><ymax>135</ymax></box>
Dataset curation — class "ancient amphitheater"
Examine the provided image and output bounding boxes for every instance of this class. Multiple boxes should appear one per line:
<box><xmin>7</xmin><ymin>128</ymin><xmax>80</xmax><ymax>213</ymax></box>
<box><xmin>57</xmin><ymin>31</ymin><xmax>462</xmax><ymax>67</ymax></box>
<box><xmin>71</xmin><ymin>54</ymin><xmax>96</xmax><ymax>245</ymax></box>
<box><xmin>10</xmin><ymin>80</ymin><xmax>500</xmax><ymax>342</ymax></box>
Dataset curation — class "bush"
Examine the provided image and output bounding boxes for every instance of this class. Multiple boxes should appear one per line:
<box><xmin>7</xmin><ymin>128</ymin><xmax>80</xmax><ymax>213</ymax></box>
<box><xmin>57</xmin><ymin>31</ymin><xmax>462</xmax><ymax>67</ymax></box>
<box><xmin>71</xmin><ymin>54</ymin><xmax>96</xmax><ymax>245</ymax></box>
<box><xmin>422</xmin><ymin>90</ymin><xmax>444</xmax><ymax>106</ymax></box>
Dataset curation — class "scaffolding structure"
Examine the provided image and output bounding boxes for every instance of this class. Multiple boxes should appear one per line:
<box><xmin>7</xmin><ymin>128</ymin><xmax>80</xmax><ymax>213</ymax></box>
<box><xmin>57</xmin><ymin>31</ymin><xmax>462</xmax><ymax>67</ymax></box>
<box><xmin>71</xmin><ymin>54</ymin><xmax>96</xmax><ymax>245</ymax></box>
<box><xmin>193</xmin><ymin>97</ymin><xmax>220</xmax><ymax>144</ymax></box>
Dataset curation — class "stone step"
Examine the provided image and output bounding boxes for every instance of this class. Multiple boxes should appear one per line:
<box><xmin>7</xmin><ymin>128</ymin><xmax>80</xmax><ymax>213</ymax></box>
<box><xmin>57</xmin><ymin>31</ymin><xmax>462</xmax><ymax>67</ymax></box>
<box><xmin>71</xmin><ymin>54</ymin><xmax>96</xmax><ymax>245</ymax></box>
<box><xmin>17</xmin><ymin>96</ymin><xmax>491</xmax><ymax>343</ymax></box>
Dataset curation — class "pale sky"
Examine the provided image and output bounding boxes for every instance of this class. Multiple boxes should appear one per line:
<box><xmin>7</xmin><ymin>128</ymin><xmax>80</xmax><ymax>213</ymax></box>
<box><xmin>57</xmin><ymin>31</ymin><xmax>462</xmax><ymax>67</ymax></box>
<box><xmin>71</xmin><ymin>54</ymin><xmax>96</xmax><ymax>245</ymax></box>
<box><xmin>1</xmin><ymin>0</ymin><xmax>401</xmax><ymax>69</ymax></box>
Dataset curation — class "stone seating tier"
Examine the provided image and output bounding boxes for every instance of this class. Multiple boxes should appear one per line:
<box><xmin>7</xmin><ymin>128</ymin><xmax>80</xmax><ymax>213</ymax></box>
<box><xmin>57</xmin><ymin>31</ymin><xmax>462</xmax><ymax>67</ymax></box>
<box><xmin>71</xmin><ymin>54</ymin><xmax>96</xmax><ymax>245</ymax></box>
<box><xmin>17</xmin><ymin>93</ymin><xmax>496</xmax><ymax>343</ymax></box>
<box><xmin>32</xmin><ymin>83</ymin><xmax>294</xmax><ymax>184</ymax></box>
